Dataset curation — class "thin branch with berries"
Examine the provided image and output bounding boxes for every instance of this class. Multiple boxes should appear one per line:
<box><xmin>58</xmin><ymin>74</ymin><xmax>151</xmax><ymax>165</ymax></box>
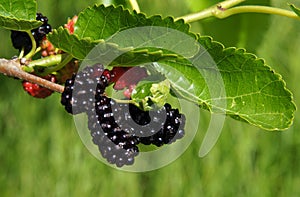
<box><xmin>0</xmin><ymin>0</ymin><xmax>298</xmax><ymax>167</ymax></box>
<box><xmin>0</xmin><ymin>58</ymin><xmax>64</xmax><ymax>93</ymax></box>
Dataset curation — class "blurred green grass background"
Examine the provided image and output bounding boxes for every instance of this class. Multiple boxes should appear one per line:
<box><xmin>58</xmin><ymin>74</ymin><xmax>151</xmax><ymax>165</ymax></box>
<box><xmin>1</xmin><ymin>0</ymin><xmax>300</xmax><ymax>196</ymax></box>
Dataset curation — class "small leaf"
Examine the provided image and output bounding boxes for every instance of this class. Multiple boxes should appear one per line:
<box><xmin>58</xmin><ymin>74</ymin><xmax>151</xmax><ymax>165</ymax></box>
<box><xmin>289</xmin><ymin>4</ymin><xmax>300</xmax><ymax>17</ymax></box>
<box><xmin>131</xmin><ymin>79</ymin><xmax>170</xmax><ymax>110</ymax></box>
<box><xmin>131</xmin><ymin>82</ymin><xmax>153</xmax><ymax>110</ymax></box>
<box><xmin>150</xmin><ymin>79</ymin><xmax>170</xmax><ymax>108</ymax></box>
<box><xmin>0</xmin><ymin>0</ymin><xmax>42</xmax><ymax>30</ymax></box>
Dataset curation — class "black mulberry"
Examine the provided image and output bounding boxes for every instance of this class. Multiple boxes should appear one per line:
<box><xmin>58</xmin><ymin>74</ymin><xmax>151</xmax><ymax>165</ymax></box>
<box><xmin>61</xmin><ymin>64</ymin><xmax>186</xmax><ymax>167</ymax></box>
<box><xmin>11</xmin><ymin>13</ymin><xmax>52</xmax><ymax>54</ymax></box>
<box><xmin>61</xmin><ymin>64</ymin><xmax>109</xmax><ymax>114</ymax></box>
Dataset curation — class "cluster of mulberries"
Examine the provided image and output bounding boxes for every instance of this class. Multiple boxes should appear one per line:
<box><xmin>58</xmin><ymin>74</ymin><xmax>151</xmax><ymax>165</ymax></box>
<box><xmin>10</xmin><ymin>13</ymin><xmax>57</xmax><ymax>99</ymax></box>
<box><xmin>11</xmin><ymin>13</ymin><xmax>52</xmax><ymax>55</ymax></box>
<box><xmin>61</xmin><ymin>64</ymin><xmax>186</xmax><ymax>167</ymax></box>
<box><xmin>111</xmin><ymin>101</ymin><xmax>185</xmax><ymax>146</ymax></box>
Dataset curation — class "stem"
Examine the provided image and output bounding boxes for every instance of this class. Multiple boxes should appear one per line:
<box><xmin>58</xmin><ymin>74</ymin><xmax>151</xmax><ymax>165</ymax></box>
<box><xmin>40</xmin><ymin>54</ymin><xmax>73</xmax><ymax>75</ymax></box>
<box><xmin>24</xmin><ymin>30</ymin><xmax>37</xmax><ymax>59</ymax></box>
<box><xmin>27</xmin><ymin>54</ymin><xmax>63</xmax><ymax>69</ymax></box>
<box><xmin>177</xmin><ymin>0</ymin><xmax>300</xmax><ymax>23</ymax></box>
<box><xmin>0</xmin><ymin>58</ymin><xmax>64</xmax><ymax>93</ymax></box>
<box><xmin>177</xmin><ymin>0</ymin><xmax>245</xmax><ymax>22</ymax></box>
<box><xmin>35</xmin><ymin>46</ymin><xmax>42</xmax><ymax>54</ymax></box>
<box><xmin>216</xmin><ymin>0</ymin><xmax>246</xmax><ymax>8</ymax></box>
<box><xmin>18</xmin><ymin>48</ymin><xmax>25</xmax><ymax>59</ymax></box>
<box><xmin>113</xmin><ymin>98</ymin><xmax>135</xmax><ymax>104</ymax></box>
<box><xmin>128</xmin><ymin>0</ymin><xmax>140</xmax><ymax>13</ymax></box>
<box><xmin>215</xmin><ymin>5</ymin><xmax>300</xmax><ymax>20</ymax></box>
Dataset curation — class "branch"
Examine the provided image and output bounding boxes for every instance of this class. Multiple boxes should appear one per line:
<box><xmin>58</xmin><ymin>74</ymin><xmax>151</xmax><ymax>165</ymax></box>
<box><xmin>177</xmin><ymin>0</ymin><xmax>246</xmax><ymax>22</ymax></box>
<box><xmin>215</xmin><ymin>5</ymin><xmax>300</xmax><ymax>20</ymax></box>
<box><xmin>0</xmin><ymin>58</ymin><xmax>64</xmax><ymax>93</ymax></box>
<box><xmin>177</xmin><ymin>0</ymin><xmax>300</xmax><ymax>23</ymax></box>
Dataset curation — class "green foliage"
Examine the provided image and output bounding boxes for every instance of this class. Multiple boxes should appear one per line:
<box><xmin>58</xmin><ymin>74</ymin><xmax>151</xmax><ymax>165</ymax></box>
<box><xmin>1</xmin><ymin>0</ymin><xmax>300</xmax><ymax>197</ymax></box>
<box><xmin>155</xmin><ymin>48</ymin><xmax>295</xmax><ymax>130</ymax></box>
<box><xmin>0</xmin><ymin>0</ymin><xmax>42</xmax><ymax>30</ymax></box>
<box><xmin>48</xmin><ymin>27</ymin><xmax>98</xmax><ymax>59</ymax></box>
<box><xmin>48</xmin><ymin>4</ymin><xmax>295</xmax><ymax>130</ymax></box>
<box><xmin>47</xmin><ymin>5</ymin><xmax>192</xmax><ymax>62</ymax></box>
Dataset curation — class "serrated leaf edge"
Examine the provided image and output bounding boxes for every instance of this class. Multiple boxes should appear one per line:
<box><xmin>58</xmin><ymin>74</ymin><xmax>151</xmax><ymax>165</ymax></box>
<box><xmin>0</xmin><ymin>16</ymin><xmax>42</xmax><ymax>30</ymax></box>
<box><xmin>175</xmin><ymin>34</ymin><xmax>296</xmax><ymax>130</ymax></box>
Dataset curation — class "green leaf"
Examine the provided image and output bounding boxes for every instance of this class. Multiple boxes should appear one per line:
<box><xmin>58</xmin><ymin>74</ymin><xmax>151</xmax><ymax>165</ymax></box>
<box><xmin>74</xmin><ymin>5</ymin><xmax>198</xmax><ymax>57</ymax></box>
<box><xmin>154</xmin><ymin>36</ymin><xmax>296</xmax><ymax>130</ymax></box>
<box><xmin>48</xmin><ymin>27</ymin><xmax>181</xmax><ymax>65</ymax></box>
<box><xmin>48</xmin><ymin>4</ymin><xmax>295</xmax><ymax>130</ymax></box>
<box><xmin>131</xmin><ymin>82</ymin><xmax>153</xmax><ymax>110</ymax></box>
<box><xmin>289</xmin><ymin>4</ymin><xmax>300</xmax><ymax>17</ymax></box>
<box><xmin>48</xmin><ymin>27</ymin><xmax>98</xmax><ymax>60</ymax></box>
<box><xmin>0</xmin><ymin>0</ymin><xmax>42</xmax><ymax>30</ymax></box>
<box><xmin>74</xmin><ymin>5</ymin><xmax>191</xmax><ymax>39</ymax></box>
<box><xmin>48</xmin><ymin>5</ymin><xmax>197</xmax><ymax>62</ymax></box>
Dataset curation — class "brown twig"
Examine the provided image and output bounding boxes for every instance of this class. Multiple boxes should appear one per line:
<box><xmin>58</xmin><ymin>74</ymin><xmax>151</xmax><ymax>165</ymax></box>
<box><xmin>0</xmin><ymin>58</ymin><xmax>64</xmax><ymax>93</ymax></box>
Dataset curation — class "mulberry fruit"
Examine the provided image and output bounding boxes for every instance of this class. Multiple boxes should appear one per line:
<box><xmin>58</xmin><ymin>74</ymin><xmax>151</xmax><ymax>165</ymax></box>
<box><xmin>61</xmin><ymin>64</ymin><xmax>186</xmax><ymax>167</ymax></box>
<box><xmin>11</xmin><ymin>13</ymin><xmax>52</xmax><ymax>54</ymax></box>
<box><xmin>61</xmin><ymin>64</ymin><xmax>109</xmax><ymax>114</ymax></box>
<box><xmin>99</xmin><ymin>97</ymin><xmax>185</xmax><ymax>146</ymax></box>
<box><xmin>90</xmin><ymin>96</ymin><xmax>140</xmax><ymax>167</ymax></box>
<box><xmin>22</xmin><ymin>74</ymin><xmax>56</xmax><ymax>98</ymax></box>
<box><xmin>139</xmin><ymin>104</ymin><xmax>185</xmax><ymax>146</ymax></box>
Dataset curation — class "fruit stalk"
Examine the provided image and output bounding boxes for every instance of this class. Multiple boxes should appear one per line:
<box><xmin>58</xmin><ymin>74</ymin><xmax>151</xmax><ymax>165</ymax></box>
<box><xmin>0</xmin><ymin>58</ymin><xmax>64</xmax><ymax>93</ymax></box>
<box><xmin>24</xmin><ymin>30</ymin><xmax>37</xmax><ymax>59</ymax></box>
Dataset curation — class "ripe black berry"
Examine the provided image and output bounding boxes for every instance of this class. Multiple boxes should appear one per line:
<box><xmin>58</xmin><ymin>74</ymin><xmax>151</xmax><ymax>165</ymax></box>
<box><xmin>108</xmin><ymin>100</ymin><xmax>185</xmax><ymax>146</ymax></box>
<box><xmin>10</xmin><ymin>31</ymin><xmax>32</xmax><ymax>55</ymax></box>
<box><xmin>61</xmin><ymin>64</ymin><xmax>110</xmax><ymax>114</ymax></box>
<box><xmin>88</xmin><ymin>103</ymin><xmax>139</xmax><ymax>167</ymax></box>
<box><xmin>61</xmin><ymin>74</ymin><xmax>75</xmax><ymax>114</ymax></box>
<box><xmin>11</xmin><ymin>13</ymin><xmax>52</xmax><ymax>54</ymax></box>
<box><xmin>139</xmin><ymin>104</ymin><xmax>185</xmax><ymax>146</ymax></box>
<box><xmin>61</xmin><ymin>64</ymin><xmax>186</xmax><ymax>167</ymax></box>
